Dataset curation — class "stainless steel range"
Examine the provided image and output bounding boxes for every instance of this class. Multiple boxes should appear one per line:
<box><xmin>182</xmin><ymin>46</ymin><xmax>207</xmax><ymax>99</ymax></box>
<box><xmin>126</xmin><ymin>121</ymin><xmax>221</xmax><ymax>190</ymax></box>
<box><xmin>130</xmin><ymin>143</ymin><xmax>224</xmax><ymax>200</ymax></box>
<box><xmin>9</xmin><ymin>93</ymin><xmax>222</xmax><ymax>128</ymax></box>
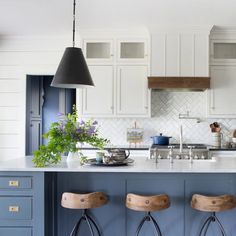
<box><xmin>149</xmin><ymin>144</ymin><xmax>210</xmax><ymax>161</ymax></box>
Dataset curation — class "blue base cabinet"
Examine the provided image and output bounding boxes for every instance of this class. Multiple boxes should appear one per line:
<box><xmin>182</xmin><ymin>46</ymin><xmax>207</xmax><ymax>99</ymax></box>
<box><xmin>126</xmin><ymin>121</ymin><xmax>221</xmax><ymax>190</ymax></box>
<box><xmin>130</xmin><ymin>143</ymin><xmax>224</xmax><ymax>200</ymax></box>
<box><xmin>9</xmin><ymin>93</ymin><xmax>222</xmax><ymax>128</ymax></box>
<box><xmin>0</xmin><ymin>172</ymin><xmax>45</xmax><ymax>236</ymax></box>
<box><xmin>56</xmin><ymin>173</ymin><xmax>236</xmax><ymax>236</ymax></box>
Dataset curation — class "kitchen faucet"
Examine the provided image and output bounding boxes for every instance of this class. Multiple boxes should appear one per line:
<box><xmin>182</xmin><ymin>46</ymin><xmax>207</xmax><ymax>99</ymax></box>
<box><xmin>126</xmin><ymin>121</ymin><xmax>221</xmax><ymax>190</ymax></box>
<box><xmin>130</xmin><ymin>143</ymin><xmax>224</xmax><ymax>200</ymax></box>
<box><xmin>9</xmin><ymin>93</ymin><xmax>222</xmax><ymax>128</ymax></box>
<box><xmin>179</xmin><ymin>125</ymin><xmax>183</xmax><ymax>154</ymax></box>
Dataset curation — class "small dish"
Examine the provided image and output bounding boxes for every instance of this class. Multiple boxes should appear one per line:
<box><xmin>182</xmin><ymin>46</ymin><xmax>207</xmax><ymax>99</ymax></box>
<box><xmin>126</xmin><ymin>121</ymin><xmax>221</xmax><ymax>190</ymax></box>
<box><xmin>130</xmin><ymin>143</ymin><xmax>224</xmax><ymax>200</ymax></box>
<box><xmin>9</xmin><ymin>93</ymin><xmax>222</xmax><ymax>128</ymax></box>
<box><xmin>86</xmin><ymin>158</ymin><xmax>134</xmax><ymax>167</ymax></box>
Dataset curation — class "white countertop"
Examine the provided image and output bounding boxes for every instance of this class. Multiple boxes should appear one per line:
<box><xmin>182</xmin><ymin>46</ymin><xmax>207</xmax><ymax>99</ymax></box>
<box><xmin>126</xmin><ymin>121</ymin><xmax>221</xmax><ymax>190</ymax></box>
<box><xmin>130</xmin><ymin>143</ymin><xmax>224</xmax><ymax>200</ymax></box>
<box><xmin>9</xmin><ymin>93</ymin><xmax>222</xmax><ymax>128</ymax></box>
<box><xmin>1</xmin><ymin>156</ymin><xmax>236</xmax><ymax>173</ymax></box>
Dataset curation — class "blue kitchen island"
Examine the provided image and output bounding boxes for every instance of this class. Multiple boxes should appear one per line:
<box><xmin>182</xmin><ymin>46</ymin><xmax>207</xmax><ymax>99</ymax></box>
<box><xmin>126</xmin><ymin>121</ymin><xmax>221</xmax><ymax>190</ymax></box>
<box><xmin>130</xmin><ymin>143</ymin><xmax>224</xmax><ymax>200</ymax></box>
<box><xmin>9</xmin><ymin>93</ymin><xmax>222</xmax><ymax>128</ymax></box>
<box><xmin>1</xmin><ymin>156</ymin><xmax>236</xmax><ymax>236</ymax></box>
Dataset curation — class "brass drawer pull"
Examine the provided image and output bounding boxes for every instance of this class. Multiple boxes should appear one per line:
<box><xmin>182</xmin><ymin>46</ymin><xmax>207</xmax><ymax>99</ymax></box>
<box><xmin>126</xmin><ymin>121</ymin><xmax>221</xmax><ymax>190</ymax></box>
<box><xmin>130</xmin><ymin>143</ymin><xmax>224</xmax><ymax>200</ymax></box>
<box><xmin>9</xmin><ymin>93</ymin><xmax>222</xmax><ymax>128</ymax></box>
<box><xmin>9</xmin><ymin>206</ymin><xmax>19</xmax><ymax>212</ymax></box>
<box><xmin>9</xmin><ymin>180</ymin><xmax>19</xmax><ymax>187</ymax></box>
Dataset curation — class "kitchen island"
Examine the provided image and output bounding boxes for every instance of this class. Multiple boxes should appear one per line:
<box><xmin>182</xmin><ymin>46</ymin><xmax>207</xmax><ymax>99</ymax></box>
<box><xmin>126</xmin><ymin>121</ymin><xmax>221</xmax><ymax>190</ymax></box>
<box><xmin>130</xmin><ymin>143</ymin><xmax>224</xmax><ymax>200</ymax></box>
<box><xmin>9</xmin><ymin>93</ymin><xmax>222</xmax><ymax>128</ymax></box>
<box><xmin>1</xmin><ymin>156</ymin><xmax>236</xmax><ymax>236</ymax></box>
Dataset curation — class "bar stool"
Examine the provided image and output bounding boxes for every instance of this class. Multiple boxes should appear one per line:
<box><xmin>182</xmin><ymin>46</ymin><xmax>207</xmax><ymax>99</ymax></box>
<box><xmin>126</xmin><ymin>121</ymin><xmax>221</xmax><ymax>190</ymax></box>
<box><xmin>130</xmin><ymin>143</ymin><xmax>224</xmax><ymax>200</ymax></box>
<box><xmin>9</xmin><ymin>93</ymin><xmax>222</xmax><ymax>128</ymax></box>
<box><xmin>126</xmin><ymin>193</ymin><xmax>170</xmax><ymax>236</ymax></box>
<box><xmin>61</xmin><ymin>192</ymin><xmax>108</xmax><ymax>236</ymax></box>
<box><xmin>191</xmin><ymin>194</ymin><xmax>236</xmax><ymax>236</ymax></box>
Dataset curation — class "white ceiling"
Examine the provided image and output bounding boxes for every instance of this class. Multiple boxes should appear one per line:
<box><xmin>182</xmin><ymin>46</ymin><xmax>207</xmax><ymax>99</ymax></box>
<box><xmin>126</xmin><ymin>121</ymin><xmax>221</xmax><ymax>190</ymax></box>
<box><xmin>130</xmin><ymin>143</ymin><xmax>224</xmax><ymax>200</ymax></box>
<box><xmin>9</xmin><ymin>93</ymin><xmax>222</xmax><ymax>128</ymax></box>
<box><xmin>1</xmin><ymin>0</ymin><xmax>236</xmax><ymax>36</ymax></box>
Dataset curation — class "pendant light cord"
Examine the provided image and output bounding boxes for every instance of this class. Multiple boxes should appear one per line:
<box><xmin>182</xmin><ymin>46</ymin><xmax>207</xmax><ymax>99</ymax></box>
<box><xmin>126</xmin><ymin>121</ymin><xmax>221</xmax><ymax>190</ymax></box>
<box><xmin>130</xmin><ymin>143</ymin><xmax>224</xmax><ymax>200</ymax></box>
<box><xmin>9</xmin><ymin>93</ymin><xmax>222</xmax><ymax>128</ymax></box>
<box><xmin>72</xmin><ymin>0</ymin><xmax>76</xmax><ymax>47</ymax></box>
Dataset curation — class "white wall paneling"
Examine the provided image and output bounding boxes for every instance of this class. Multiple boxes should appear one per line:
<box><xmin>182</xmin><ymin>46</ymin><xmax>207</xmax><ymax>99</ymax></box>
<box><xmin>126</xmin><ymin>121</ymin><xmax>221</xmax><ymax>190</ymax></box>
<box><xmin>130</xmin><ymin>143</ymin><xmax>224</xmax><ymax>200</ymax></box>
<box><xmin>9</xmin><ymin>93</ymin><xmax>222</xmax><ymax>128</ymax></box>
<box><xmin>0</xmin><ymin>36</ymin><xmax>71</xmax><ymax>160</ymax></box>
<box><xmin>0</xmin><ymin>121</ymin><xmax>21</xmax><ymax>134</ymax></box>
<box><xmin>0</xmin><ymin>107</ymin><xmax>21</xmax><ymax>121</ymax></box>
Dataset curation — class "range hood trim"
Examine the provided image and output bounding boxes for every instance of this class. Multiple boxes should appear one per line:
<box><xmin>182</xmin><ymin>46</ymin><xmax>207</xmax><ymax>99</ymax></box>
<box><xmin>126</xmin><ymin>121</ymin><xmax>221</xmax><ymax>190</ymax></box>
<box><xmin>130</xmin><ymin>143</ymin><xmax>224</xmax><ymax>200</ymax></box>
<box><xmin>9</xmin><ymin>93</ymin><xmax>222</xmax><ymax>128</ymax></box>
<box><xmin>148</xmin><ymin>76</ymin><xmax>210</xmax><ymax>91</ymax></box>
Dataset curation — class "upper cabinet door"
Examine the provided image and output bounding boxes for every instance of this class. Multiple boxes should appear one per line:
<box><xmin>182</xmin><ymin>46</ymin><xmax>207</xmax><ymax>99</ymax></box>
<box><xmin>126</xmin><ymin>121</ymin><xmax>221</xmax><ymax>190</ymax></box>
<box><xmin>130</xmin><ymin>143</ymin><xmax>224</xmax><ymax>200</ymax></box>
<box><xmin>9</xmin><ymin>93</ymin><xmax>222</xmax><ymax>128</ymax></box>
<box><xmin>80</xmin><ymin>65</ymin><xmax>114</xmax><ymax>116</ymax></box>
<box><xmin>208</xmin><ymin>66</ymin><xmax>236</xmax><ymax>117</ymax></box>
<box><xmin>117</xmin><ymin>39</ymin><xmax>148</xmax><ymax>63</ymax></box>
<box><xmin>151</xmin><ymin>33</ymin><xmax>209</xmax><ymax>76</ymax></box>
<box><xmin>83</xmin><ymin>39</ymin><xmax>114</xmax><ymax>63</ymax></box>
<box><xmin>211</xmin><ymin>40</ymin><xmax>236</xmax><ymax>65</ymax></box>
<box><xmin>116</xmin><ymin>65</ymin><xmax>150</xmax><ymax>116</ymax></box>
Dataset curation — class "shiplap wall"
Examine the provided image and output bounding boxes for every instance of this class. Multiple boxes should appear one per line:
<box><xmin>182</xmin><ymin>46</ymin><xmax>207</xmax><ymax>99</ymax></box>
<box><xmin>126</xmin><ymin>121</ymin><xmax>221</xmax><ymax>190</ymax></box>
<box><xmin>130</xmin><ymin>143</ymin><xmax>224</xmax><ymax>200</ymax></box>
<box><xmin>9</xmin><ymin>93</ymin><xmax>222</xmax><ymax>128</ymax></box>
<box><xmin>0</xmin><ymin>36</ymin><xmax>71</xmax><ymax>160</ymax></box>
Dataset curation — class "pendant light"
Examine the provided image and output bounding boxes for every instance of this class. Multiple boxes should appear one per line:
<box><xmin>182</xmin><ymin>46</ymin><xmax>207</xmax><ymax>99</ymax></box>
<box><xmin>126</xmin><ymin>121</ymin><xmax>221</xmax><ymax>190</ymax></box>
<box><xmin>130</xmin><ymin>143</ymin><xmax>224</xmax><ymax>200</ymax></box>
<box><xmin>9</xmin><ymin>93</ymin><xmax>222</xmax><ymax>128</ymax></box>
<box><xmin>51</xmin><ymin>0</ymin><xmax>94</xmax><ymax>88</ymax></box>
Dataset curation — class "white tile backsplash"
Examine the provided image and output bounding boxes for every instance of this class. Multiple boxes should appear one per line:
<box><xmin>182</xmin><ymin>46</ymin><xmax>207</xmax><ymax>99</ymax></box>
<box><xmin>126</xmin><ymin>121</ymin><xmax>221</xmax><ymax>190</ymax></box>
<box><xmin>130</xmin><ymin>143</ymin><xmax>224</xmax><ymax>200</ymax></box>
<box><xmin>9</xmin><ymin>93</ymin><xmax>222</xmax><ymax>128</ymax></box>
<box><xmin>95</xmin><ymin>91</ymin><xmax>236</xmax><ymax>146</ymax></box>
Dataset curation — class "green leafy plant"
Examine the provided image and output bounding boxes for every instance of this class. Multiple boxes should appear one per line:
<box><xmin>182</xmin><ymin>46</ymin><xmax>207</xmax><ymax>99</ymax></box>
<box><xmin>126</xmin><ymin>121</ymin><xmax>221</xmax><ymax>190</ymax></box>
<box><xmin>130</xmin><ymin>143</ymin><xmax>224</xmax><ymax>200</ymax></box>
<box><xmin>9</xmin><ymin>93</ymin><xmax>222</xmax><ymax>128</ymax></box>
<box><xmin>33</xmin><ymin>105</ymin><xmax>109</xmax><ymax>167</ymax></box>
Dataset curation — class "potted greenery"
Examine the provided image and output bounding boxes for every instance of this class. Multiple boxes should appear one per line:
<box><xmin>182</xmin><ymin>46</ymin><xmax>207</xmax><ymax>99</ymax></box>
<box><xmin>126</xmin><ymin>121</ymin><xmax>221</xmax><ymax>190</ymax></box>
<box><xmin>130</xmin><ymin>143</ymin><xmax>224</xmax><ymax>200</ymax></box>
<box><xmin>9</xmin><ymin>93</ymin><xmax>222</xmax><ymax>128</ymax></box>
<box><xmin>33</xmin><ymin>105</ymin><xmax>109</xmax><ymax>167</ymax></box>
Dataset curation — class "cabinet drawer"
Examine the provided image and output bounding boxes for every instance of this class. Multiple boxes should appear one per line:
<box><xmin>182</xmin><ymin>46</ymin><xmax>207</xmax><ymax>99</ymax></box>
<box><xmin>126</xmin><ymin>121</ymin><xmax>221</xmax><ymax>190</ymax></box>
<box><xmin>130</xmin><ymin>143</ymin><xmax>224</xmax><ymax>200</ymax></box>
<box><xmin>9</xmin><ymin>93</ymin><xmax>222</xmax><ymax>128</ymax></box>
<box><xmin>0</xmin><ymin>227</ymin><xmax>32</xmax><ymax>236</ymax></box>
<box><xmin>0</xmin><ymin>177</ymin><xmax>32</xmax><ymax>190</ymax></box>
<box><xmin>0</xmin><ymin>197</ymin><xmax>32</xmax><ymax>220</ymax></box>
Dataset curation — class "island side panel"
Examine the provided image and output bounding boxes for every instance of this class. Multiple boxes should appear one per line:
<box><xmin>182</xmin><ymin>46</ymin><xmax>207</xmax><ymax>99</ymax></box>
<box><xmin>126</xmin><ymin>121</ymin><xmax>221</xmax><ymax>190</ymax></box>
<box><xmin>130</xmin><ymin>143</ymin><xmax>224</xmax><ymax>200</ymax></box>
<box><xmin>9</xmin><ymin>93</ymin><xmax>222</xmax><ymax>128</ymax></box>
<box><xmin>185</xmin><ymin>173</ymin><xmax>236</xmax><ymax>236</ymax></box>
<box><xmin>55</xmin><ymin>172</ymin><xmax>236</xmax><ymax>236</ymax></box>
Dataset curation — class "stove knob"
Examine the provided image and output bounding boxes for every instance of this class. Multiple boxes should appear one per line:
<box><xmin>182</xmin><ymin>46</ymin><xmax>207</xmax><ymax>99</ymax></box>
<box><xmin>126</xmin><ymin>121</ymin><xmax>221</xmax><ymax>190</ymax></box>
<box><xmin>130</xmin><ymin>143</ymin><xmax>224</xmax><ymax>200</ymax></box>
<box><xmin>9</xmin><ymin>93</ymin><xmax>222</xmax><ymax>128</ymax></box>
<box><xmin>157</xmin><ymin>154</ymin><xmax>162</xmax><ymax>159</ymax></box>
<box><xmin>184</xmin><ymin>155</ymin><xmax>189</xmax><ymax>160</ymax></box>
<box><xmin>201</xmin><ymin>155</ymin><xmax>205</xmax><ymax>160</ymax></box>
<box><xmin>194</xmin><ymin>155</ymin><xmax>199</xmax><ymax>160</ymax></box>
<box><xmin>176</xmin><ymin>155</ymin><xmax>181</xmax><ymax>159</ymax></box>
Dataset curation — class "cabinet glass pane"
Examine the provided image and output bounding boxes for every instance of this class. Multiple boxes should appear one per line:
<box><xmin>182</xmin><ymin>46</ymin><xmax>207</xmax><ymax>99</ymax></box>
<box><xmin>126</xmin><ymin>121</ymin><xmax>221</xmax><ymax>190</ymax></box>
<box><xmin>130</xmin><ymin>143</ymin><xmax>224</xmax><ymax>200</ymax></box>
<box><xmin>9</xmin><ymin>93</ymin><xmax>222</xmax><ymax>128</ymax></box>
<box><xmin>214</xmin><ymin>43</ymin><xmax>236</xmax><ymax>59</ymax></box>
<box><xmin>86</xmin><ymin>43</ymin><xmax>110</xmax><ymax>59</ymax></box>
<box><xmin>120</xmin><ymin>42</ymin><xmax>145</xmax><ymax>59</ymax></box>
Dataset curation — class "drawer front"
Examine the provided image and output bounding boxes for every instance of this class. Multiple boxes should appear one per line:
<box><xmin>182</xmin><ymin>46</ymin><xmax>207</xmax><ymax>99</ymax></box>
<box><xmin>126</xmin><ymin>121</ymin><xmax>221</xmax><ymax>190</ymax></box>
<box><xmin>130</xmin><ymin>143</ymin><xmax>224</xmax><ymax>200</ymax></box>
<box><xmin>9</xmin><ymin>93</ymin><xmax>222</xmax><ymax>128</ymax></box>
<box><xmin>0</xmin><ymin>197</ymin><xmax>32</xmax><ymax>220</ymax></box>
<box><xmin>0</xmin><ymin>227</ymin><xmax>32</xmax><ymax>236</ymax></box>
<box><xmin>0</xmin><ymin>177</ymin><xmax>32</xmax><ymax>190</ymax></box>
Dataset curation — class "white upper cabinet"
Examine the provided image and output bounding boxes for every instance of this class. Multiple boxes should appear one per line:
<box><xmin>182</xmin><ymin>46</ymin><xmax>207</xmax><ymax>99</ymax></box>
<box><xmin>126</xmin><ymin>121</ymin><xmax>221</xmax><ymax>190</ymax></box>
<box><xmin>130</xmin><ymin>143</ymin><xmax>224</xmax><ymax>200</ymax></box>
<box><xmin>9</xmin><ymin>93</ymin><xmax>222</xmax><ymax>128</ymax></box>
<box><xmin>208</xmin><ymin>66</ymin><xmax>236</xmax><ymax>117</ymax></box>
<box><xmin>79</xmin><ymin>35</ymin><xmax>150</xmax><ymax>117</ymax></box>
<box><xmin>117</xmin><ymin>65</ymin><xmax>149</xmax><ymax>116</ymax></box>
<box><xmin>207</xmin><ymin>28</ymin><xmax>236</xmax><ymax>118</ymax></box>
<box><xmin>79</xmin><ymin>65</ymin><xmax>114</xmax><ymax>117</ymax></box>
<box><xmin>151</xmin><ymin>29</ymin><xmax>211</xmax><ymax>76</ymax></box>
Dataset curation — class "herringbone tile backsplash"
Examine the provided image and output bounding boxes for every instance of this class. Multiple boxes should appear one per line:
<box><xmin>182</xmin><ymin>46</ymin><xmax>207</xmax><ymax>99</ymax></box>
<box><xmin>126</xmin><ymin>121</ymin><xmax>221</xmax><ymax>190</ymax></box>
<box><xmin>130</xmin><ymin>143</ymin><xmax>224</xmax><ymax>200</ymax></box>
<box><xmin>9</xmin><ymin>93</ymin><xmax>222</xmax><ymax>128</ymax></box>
<box><xmin>95</xmin><ymin>91</ymin><xmax>236</xmax><ymax>146</ymax></box>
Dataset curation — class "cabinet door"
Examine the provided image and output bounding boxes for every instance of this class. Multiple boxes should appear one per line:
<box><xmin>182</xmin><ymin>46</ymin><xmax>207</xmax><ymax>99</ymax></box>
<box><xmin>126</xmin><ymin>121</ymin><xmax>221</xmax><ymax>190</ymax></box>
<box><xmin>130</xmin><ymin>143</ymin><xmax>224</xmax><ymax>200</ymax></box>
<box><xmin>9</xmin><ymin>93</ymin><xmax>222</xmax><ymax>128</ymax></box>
<box><xmin>210</xmin><ymin>40</ymin><xmax>236</xmax><ymax>65</ymax></box>
<box><xmin>83</xmin><ymin>40</ymin><xmax>113</xmax><ymax>63</ymax></box>
<box><xmin>81</xmin><ymin>65</ymin><xmax>114</xmax><ymax>116</ymax></box>
<box><xmin>117</xmin><ymin>66</ymin><xmax>149</xmax><ymax>116</ymax></box>
<box><xmin>117</xmin><ymin>40</ymin><xmax>148</xmax><ymax>63</ymax></box>
<box><xmin>208</xmin><ymin>66</ymin><xmax>236</xmax><ymax>117</ymax></box>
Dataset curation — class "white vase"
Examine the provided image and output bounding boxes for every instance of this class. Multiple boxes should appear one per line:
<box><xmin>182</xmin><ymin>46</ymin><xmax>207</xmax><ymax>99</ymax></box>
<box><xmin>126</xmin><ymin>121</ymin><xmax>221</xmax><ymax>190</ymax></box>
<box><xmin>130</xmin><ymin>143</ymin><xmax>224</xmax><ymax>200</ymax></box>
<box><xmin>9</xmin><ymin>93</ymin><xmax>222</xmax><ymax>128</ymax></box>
<box><xmin>67</xmin><ymin>151</ymin><xmax>80</xmax><ymax>162</ymax></box>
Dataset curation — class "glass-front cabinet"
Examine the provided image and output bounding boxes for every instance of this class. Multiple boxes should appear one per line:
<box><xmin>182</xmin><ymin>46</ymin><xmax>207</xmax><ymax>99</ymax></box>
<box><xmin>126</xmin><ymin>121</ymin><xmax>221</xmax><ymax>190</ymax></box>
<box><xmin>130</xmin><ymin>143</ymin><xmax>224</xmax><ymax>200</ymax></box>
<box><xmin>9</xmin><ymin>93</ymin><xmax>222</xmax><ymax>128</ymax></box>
<box><xmin>211</xmin><ymin>40</ymin><xmax>236</xmax><ymax>64</ymax></box>
<box><xmin>83</xmin><ymin>39</ymin><xmax>114</xmax><ymax>62</ymax></box>
<box><xmin>117</xmin><ymin>39</ymin><xmax>148</xmax><ymax>62</ymax></box>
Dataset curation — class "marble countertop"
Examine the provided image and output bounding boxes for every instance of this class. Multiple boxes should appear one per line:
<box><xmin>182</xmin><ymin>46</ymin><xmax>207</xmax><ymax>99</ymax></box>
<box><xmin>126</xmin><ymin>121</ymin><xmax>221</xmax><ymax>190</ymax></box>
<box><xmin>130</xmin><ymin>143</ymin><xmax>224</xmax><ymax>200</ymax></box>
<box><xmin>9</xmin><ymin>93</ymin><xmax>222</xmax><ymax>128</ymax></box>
<box><xmin>1</xmin><ymin>156</ymin><xmax>236</xmax><ymax>173</ymax></box>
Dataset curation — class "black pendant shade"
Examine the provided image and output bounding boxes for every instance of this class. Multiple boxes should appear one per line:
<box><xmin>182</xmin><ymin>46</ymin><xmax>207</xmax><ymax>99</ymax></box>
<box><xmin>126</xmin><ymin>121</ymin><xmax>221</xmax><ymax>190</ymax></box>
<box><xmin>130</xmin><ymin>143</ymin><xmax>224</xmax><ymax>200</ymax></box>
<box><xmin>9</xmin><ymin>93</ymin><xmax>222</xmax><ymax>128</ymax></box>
<box><xmin>51</xmin><ymin>47</ymin><xmax>94</xmax><ymax>88</ymax></box>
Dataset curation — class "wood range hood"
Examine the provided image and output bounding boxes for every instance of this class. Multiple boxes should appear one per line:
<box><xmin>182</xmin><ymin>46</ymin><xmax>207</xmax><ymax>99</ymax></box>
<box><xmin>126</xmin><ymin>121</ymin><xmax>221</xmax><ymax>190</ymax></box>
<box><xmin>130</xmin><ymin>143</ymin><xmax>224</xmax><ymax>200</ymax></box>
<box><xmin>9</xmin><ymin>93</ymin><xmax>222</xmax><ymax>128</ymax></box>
<box><xmin>148</xmin><ymin>76</ymin><xmax>210</xmax><ymax>91</ymax></box>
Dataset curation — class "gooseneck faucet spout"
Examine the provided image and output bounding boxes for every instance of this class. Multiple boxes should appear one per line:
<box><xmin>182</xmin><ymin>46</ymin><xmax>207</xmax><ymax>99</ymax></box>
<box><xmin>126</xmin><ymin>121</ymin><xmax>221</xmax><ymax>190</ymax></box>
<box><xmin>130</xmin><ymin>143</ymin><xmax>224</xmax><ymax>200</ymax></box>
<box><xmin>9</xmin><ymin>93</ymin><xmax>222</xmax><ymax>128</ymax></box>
<box><xmin>179</xmin><ymin>125</ymin><xmax>183</xmax><ymax>154</ymax></box>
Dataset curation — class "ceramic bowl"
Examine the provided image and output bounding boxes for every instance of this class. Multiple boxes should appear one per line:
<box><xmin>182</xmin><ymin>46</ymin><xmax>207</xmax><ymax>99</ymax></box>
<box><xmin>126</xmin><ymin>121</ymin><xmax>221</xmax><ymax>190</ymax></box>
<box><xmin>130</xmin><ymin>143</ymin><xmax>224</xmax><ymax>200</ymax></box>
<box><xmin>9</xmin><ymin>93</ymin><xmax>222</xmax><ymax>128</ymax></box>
<box><xmin>232</xmin><ymin>137</ymin><xmax>236</xmax><ymax>143</ymax></box>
